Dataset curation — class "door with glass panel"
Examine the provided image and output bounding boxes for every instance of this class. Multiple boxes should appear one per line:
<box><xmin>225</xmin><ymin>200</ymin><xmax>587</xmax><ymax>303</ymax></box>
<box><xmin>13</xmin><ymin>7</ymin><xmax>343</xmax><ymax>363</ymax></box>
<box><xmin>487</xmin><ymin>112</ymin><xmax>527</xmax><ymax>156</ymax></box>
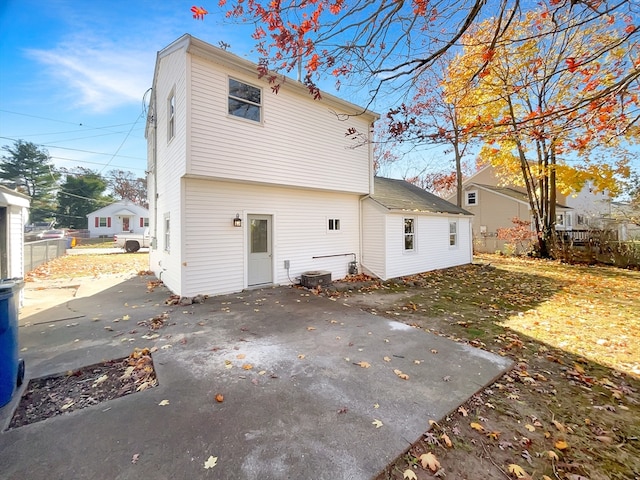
<box><xmin>247</xmin><ymin>215</ymin><xmax>272</xmax><ymax>286</ymax></box>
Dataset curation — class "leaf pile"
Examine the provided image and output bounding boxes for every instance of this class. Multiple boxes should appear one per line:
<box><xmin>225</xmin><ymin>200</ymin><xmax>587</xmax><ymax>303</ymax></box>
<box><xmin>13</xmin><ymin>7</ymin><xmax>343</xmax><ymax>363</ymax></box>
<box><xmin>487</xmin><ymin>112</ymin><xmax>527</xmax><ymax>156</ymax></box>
<box><xmin>9</xmin><ymin>348</ymin><xmax>158</xmax><ymax>429</ymax></box>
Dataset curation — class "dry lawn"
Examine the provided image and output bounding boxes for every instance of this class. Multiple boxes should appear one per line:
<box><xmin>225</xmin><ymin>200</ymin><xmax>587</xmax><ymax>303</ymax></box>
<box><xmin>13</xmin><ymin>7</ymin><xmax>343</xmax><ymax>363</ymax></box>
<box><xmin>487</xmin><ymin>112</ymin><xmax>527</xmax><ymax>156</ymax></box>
<box><xmin>335</xmin><ymin>254</ymin><xmax>639</xmax><ymax>480</ymax></box>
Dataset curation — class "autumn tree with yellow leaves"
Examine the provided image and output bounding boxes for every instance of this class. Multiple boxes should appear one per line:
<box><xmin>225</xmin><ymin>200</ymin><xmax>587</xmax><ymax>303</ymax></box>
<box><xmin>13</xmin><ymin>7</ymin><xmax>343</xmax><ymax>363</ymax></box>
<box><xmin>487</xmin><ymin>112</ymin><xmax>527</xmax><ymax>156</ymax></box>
<box><xmin>446</xmin><ymin>8</ymin><xmax>638</xmax><ymax>255</ymax></box>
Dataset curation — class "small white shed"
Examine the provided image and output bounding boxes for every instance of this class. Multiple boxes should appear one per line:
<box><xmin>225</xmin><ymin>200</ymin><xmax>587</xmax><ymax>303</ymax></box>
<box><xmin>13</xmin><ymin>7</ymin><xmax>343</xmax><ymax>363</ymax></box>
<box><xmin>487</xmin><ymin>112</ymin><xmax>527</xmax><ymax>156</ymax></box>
<box><xmin>0</xmin><ymin>185</ymin><xmax>30</xmax><ymax>280</ymax></box>
<box><xmin>361</xmin><ymin>177</ymin><xmax>473</xmax><ymax>280</ymax></box>
<box><xmin>86</xmin><ymin>201</ymin><xmax>150</xmax><ymax>238</ymax></box>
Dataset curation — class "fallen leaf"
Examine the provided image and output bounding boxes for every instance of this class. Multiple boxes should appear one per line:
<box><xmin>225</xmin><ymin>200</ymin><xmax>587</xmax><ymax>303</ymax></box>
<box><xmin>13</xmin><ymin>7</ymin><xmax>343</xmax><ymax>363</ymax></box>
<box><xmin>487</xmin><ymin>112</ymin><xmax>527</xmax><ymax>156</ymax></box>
<box><xmin>508</xmin><ymin>463</ymin><xmax>527</xmax><ymax>478</ymax></box>
<box><xmin>383</xmin><ymin>356</ymin><xmax>391</xmax><ymax>362</ymax></box>
<box><xmin>122</xmin><ymin>315</ymin><xmax>130</xmax><ymax>321</ymax></box>
<box><xmin>298</xmin><ymin>354</ymin><xmax>305</xmax><ymax>359</ymax></box>
<box><xmin>525</xmin><ymin>424</ymin><xmax>535</xmax><ymax>432</ymax></box>
<box><xmin>419</xmin><ymin>452</ymin><xmax>440</xmax><ymax>472</ymax></box>
<box><xmin>547</xmin><ymin>450</ymin><xmax>559</xmax><ymax>461</ymax></box>
<box><xmin>553</xmin><ymin>420</ymin><xmax>566</xmax><ymax>432</ymax></box>
<box><xmin>93</xmin><ymin>374</ymin><xmax>108</xmax><ymax>387</ymax></box>
<box><xmin>236</xmin><ymin>354</ymin><xmax>246</xmax><ymax>359</ymax></box>
<box><xmin>393</xmin><ymin>369</ymin><xmax>409</xmax><ymax>380</ymax></box>
<box><xmin>307</xmin><ymin>326</ymin><xmax>316</xmax><ymax>331</ymax></box>
<box><xmin>403</xmin><ymin>469</ymin><xmax>417</xmax><ymax>480</ymax></box>
<box><xmin>374</xmin><ymin>403</ymin><xmax>380</xmax><ymax>409</ymax></box>
<box><xmin>486</xmin><ymin>431</ymin><xmax>501</xmax><ymax>440</ymax></box>
<box><xmin>372</xmin><ymin>419</ymin><xmax>383</xmax><ymax>428</ymax></box>
<box><xmin>204</xmin><ymin>455</ymin><xmax>218</xmax><ymax>469</ymax></box>
<box><xmin>131</xmin><ymin>453</ymin><xmax>140</xmax><ymax>464</ymax></box>
<box><xmin>431</xmin><ymin>349</ymin><xmax>438</xmax><ymax>354</ymax></box>
<box><xmin>215</xmin><ymin>394</ymin><xmax>224</xmax><ymax>403</ymax></box>
<box><xmin>242</xmin><ymin>363</ymin><xmax>253</xmax><ymax>370</ymax></box>
<box><xmin>158</xmin><ymin>399</ymin><xmax>170</xmax><ymax>406</ymax></box>
<box><xmin>356</xmin><ymin>361</ymin><xmax>371</xmax><ymax>368</ymax></box>
<box><xmin>258</xmin><ymin>370</ymin><xmax>266</xmax><ymax>376</ymax></box>
<box><xmin>414</xmin><ymin>360</ymin><xmax>421</xmax><ymax>364</ymax></box>
<box><xmin>555</xmin><ymin>440</ymin><xmax>569</xmax><ymax>450</ymax></box>
<box><xmin>470</xmin><ymin>422</ymin><xmax>485</xmax><ymax>432</ymax></box>
<box><xmin>458</xmin><ymin>406</ymin><xmax>468</xmax><ymax>417</ymax></box>
<box><xmin>441</xmin><ymin>433</ymin><xmax>452</xmax><ymax>448</ymax></box>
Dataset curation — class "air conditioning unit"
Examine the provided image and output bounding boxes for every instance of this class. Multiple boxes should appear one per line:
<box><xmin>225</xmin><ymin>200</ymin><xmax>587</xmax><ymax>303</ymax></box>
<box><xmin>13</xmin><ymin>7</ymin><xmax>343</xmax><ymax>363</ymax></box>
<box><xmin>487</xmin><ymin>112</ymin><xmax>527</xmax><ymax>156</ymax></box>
<box><xmin>300</xmin><ymin>270</ymin><xmax>331</xmax><ymax>288</ymax></box>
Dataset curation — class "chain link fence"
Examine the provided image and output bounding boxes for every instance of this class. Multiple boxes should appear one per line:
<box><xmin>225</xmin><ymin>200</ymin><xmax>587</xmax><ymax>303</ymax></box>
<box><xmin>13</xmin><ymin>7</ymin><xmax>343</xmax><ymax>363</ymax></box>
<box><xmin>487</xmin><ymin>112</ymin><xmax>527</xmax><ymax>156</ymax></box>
<box><xmin>24</xmin><ymin>239</ymin><xmax>67</xmax><ymax>273</ymax></box>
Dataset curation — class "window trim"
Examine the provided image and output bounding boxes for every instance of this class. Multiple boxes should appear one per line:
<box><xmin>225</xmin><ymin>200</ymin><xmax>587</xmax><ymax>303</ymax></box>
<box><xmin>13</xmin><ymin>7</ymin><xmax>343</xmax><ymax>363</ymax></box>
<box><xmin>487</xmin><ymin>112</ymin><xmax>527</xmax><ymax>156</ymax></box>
<box><xmin>449</xmin><ymin>220</ymin><xmax>458</xmax><ymax>247</ymax></box>
<box><xmin>327</xmin><ymin>218</ymin><xmax>341</xmax><ymax>232</ymax></box>
<box><xmin>164</xmin><ymin>213</ymin><xmax>170</xmax><ymax>252</ymax></box>
<box><xmin>403</xmin><ymin>217</ymin><xmax>415</xmax><ymax>252</ymax></box>
<box><xmin>167</xmin><ymin>90</ymin><xmax>175</xmax><ymax>142</ymax></box>
<box><xmin>227</xmin><ymin>77</ymin><xmax>262</xmax><ymax>123</ymax></box>
<box><xmin>465</xmin><ymin>190</ymin><xmax>478</xmax><ymax>206</ymax></box>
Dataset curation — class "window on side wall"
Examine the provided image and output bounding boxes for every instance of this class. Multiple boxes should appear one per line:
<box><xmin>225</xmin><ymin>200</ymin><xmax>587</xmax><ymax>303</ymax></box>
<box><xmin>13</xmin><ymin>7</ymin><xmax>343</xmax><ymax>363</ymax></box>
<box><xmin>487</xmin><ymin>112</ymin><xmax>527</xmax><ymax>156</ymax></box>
<box><xmin>465</xmin><ymin>190</ymin><xmax>478</xmax><ymax>206</ymax></box>
<box><xmin>164</xmin><ymin>214</ymin><xmax>170</xmax><ymax>252</ymax></box>
<box><xmin>404</xmin><ymin>218</ymin><xmax>415</xmax><ymax>251</ymax></box>
<box><xmin>168</xmin><ymin>91</ymin><xmax>175</xmax><ymax>141</ymax></box>
<box><xmin>228</xmin><ymin>78</ymin><xmax>261</xmax><ymax>122</ymax></box>
<box><xmin>556</xmin><ymin>213</ymin><xmax>564</xmax><ymax>226</ymax></box>
<box><xmin>449</xmin><ymin>221</ymin><xmax>458</xmax><ymax>247</ymax></box>
<box><xmin>328</xmin><ymin>218</ymin><xmax>340</xmax><ymax>232</ymax></box>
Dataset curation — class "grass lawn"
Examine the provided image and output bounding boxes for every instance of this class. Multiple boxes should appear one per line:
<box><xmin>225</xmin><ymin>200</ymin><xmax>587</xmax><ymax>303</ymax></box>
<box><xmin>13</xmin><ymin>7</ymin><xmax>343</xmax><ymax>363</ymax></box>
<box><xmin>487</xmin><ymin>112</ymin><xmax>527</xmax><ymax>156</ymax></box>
<box><xmin>335</xmin><ymin>254</ymin><xmax>640</xmax><ymax>480</ymax></box>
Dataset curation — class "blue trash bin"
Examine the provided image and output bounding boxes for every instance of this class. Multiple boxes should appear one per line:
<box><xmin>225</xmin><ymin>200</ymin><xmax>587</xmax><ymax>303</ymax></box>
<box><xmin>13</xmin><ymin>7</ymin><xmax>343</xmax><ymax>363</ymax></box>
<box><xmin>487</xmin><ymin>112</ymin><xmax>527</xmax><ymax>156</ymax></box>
<box><xmin>0</xmin><ymin>279</ymin><xmax>25</xmax><ymax>408</ymax></box>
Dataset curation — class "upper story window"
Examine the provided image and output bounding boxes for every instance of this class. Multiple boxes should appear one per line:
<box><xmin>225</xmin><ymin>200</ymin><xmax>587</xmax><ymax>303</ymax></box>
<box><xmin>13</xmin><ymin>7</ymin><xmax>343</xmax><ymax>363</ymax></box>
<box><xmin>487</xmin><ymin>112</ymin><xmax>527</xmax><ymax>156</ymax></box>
<box><xmin>465</xmin><ymin>190</ymin><xmax>478</xmax><ymax>206</ymax></box>
<box><xmin>168</xmin><ymin>91</ymin><xmax>175</xmax><ymax>141</ymax></box>
<box><xmin>404</xmin><ymin>218</ymin><xmax>415</xmax><ymax>251</ymax></box>
<box><xmin>228</xmin><ymin>78</ymin><xmax>261</xmax><ymax>122</ymax></box>
<box><xmin>328</xmin><ymin>218</ymin><xmax>341</xmax><ymax>231</ymax></box>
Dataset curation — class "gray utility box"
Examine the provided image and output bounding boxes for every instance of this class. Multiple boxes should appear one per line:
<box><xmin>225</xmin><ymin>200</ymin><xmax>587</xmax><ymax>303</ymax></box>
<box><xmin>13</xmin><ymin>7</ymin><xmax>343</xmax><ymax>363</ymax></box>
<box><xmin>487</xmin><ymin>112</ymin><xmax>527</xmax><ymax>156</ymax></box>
<box><xmin>300</xmin><ymin>271</ymin><xmax>332</xmax><ymax>288</ymax></box>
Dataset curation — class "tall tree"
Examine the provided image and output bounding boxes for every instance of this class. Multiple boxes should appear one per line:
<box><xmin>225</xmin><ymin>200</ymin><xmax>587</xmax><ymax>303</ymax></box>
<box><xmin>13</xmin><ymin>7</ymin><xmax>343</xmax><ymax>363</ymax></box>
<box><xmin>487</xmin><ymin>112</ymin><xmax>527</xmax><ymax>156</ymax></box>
<box><xmin>0</xmin><ymin>140</ymin><xmax>59</xmax><ymax>222</ymax></box>
<box><xmin>107</xmin><ymin>169</ymin><xmax>148</xmax><ymax>208</ymax></box>
<box><xmin>213</xmin><ymin>0</ymin><xmax>638</xmax><ymax>123</ymax></box>
<box><xmin>445</xmin><ymin>9</ymin><xmax>637</xmax><ymax>255</ymax></box>
<box><xmin>387</xmin><ymin>55</ymin><xmax>476</xmax><ymax>206</ymax></box>
<box><xmin>56</xmin><ymin>168</ymin><xmax>112</xmax><ymax>229</ymax></box>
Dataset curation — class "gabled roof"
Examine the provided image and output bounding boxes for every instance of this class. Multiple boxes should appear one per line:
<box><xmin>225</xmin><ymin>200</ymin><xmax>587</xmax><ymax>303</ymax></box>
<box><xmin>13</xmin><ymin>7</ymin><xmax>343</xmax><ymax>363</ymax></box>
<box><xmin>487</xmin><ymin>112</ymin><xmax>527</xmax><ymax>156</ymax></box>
<box><xmin>146</xmin><ymin>34</ymin><xmax>380</xmax><ymax>138</ymax></box>
<box><xmin>371</xmin><ymin>177</ymin><xmax>472</xmax><ymax>216</ymax></box>
<box><xmin>471</xmin><ymin>183</ymin><xmax>571</xmax><ymax>210</ymax></box>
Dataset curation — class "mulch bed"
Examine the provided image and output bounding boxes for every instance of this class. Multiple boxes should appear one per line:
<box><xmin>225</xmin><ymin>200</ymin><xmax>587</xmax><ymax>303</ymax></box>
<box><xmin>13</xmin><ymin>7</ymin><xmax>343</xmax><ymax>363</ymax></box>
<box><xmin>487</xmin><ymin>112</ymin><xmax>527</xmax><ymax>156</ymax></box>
<box><xmin>8</xmin><ymin>348</ymin><xmax>157</xmax><ymax>430</ymax></box>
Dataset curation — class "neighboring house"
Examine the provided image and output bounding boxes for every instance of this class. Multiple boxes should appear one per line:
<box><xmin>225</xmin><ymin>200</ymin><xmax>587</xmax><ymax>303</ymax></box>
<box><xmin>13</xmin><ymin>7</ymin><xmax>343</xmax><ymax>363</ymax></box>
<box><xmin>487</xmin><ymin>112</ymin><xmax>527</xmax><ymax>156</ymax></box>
<box><xmin>0</xmin><ymin>185</ymin><xmax>29</xmax><ymax>280</ymax></box>
<box><xmin>449</xmin><ymin>164</ymin><xmax>614</xmax><ymax>253</ymax></box>
<box><xmin>146</xmin><ymin>34</ymin><xmax>473</xmax><ymax>297</ymax></box>
<box><xmin>608</xmin><ymin>202</ymin><xmax>640</xmax><ymax>240</ymax></box>
<box><xmin>86</xmin><ymin>201</ymin><xmax>150</xmax><ymax>238</ymax></box>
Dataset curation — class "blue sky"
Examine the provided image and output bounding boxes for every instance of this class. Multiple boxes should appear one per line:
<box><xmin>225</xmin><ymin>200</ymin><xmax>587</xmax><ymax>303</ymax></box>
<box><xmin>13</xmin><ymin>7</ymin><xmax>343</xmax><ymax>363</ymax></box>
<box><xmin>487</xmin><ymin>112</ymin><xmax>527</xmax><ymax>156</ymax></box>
<box><xmin>0</xmin><ymin>1</ymin><xmax>269</xmax><ymax>178</ymax></box>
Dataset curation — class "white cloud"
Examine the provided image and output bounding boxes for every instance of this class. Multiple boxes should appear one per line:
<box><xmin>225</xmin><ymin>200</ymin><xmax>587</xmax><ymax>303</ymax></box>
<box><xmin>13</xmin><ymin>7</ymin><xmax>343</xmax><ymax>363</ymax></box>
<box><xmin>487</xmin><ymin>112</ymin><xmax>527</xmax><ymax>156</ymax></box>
<box><xmin>26</xmin><ymin>40</ymin><xmax>154</xmax><ymax>113</ymax></box>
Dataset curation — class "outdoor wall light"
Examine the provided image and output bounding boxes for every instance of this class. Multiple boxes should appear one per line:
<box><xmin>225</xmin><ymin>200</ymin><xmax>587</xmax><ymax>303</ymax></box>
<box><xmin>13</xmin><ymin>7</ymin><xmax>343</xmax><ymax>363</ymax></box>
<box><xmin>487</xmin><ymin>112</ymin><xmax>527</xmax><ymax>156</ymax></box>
<box><xmin>233</xmin><ymin>214</ymin><xmax>242</xmax><ymax>227</ymax></box>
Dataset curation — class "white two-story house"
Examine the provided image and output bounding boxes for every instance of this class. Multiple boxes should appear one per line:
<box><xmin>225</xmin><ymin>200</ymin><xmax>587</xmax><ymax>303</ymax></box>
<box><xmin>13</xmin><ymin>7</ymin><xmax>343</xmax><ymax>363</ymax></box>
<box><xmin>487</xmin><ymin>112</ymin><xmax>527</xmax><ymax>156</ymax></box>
<box><xmin>146</xmin><ymin>35</ymin><xmax>472</xmax><ymax>297</ymax></box>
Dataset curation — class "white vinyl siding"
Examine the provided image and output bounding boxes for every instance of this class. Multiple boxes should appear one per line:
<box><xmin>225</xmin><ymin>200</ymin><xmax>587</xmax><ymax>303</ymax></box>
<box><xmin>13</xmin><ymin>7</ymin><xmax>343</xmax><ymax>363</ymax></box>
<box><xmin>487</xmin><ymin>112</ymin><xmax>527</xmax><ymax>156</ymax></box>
<box><xmin>361</xmin><ymin>201</ymin><xmax>472</xmax><ymax>281</ymax></box>
<box><xmin>180</xmin><ymin>178</ymin><xmax>361</xmax><ymax>297</ymax></box>
<box><xmin>188</xmin><ymin>56</ymin><xmax>371</xmax><ymax>194</ymax></box>
<box><xmin>360</xmin><ymin>200</ymin><xmax>387</xmax><ymax>279</ymax></box>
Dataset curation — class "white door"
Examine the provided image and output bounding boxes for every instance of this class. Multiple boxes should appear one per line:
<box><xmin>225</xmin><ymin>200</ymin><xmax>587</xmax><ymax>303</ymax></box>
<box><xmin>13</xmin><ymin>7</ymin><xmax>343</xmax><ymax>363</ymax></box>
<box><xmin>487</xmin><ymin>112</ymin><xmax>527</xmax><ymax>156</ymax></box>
<box><xmin>248</xmin><ymin>214</ymin><xmax>272</xmax><ymax>286</ymax></box>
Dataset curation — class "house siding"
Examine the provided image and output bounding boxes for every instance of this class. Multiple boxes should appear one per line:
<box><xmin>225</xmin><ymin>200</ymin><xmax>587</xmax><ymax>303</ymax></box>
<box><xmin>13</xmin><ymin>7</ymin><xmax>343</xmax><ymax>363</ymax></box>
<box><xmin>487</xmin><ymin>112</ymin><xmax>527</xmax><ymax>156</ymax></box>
<box><xmin>384</xmin><ymin>214</ymin><xmax>472</xmax><ymax>280</ymax></box>
<box><xmin>179</xmin><ymin>178</ymin><xmax>361</xmax><ymax>297</ymax></box>
<box><xmin>360</xmin><ymin>199</ymin><xmax>387</xmax><ymax>279</ymax></box>
<box><xmin>188</xmin><ymin>55</ymin><xmax>371</xmax><ymax>194</ymax></box>
<box><xmin>464</xmin><ymin>187</ymin><xmax>530</xmax><ymax>253</ymax></box>
<box><xmin>148</xmin><ymin>47</ymin><xmax>189</xmax><ymax>292</ymax></box>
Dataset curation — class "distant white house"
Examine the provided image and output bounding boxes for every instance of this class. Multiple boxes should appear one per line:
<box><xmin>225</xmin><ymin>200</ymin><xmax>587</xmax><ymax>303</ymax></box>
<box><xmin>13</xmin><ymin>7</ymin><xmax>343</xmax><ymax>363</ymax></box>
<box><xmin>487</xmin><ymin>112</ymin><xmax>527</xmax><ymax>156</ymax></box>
<box><xmin>145</xmin><ymin>34</ymin><xmax>473</xmax><ymax>298</ymax></box>
<box><xmin>86</xmin><ymin>201</ymin><xmax>149</xmax><ymax>238</ymax></box>
<box><xmin>0</xmin><ymin>185</ymin><xmax>30</xmax><ymax>280</ymax></box>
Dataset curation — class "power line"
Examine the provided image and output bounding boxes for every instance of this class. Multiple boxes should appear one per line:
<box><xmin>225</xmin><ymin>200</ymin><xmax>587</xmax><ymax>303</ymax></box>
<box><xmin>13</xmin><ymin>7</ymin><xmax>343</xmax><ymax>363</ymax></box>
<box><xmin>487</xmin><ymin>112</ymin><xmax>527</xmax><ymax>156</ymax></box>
<box><xmin>0</xmin><ymin>136</ymin><xmax>145</xmax><ymax>161</ymax></box>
